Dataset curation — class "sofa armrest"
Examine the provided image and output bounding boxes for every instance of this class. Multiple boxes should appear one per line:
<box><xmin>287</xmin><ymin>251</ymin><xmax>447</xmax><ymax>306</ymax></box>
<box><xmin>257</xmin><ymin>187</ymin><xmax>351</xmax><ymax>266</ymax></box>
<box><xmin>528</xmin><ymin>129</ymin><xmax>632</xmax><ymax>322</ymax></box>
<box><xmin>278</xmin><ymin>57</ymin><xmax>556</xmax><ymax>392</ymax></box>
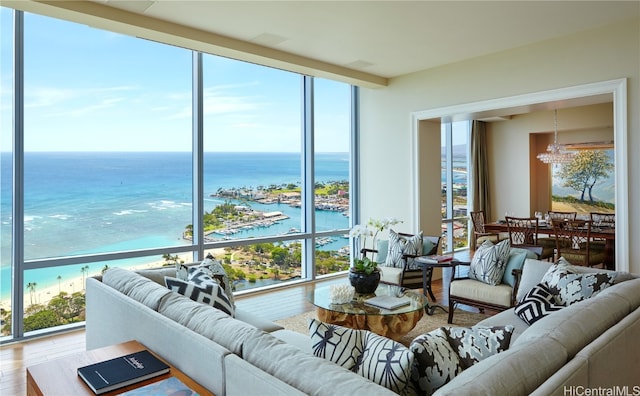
<box><xmin>511</xmin><ymin>268</ymin><xmax>523</xmax><ymax>306</ymax></box>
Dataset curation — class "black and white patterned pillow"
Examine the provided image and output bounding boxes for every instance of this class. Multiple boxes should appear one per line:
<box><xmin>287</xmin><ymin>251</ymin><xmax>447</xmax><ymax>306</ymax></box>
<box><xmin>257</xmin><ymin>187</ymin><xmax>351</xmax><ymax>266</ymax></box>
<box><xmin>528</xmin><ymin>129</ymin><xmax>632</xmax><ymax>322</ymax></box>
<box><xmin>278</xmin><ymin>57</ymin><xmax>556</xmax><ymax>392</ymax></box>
<box><xmin>355</xmin><ymin>331</ymin><xmax>414</xmax><ymax>394</ymax></box>
<box><xmin>384</xmin><ymin>230</ymin><xmax>423</xmax><ymax>269</ymax></box>
<box><xmin>164</xmin><ymin>276</ymin><xmax>234</xmax><ymax>316</ymax></box>
<box><xmin>541</xmin><ymin>258</ymin><xmax>616</xmax><ymax>306</ymax></box>
<box><xmin>514</xmin><ymin>283</ymin><xmax>563</xmax><ymax>325</ymax></box>
<box><xmin>308</xmin><ymin>319</ymin><xmax>364</xmax><ymax>370</ymax></box>
<box><xmin>469</xmin><ymin>239</ymin><xmax>511</xmax><ymax>285</ymax></box>
<box><xmin>444</xmin><ymin>326</ymin><xmax>514</xmax><ymax>369</ymax></box>
<box><xmin>175</xmin><ymin>263</ymin><xmax>189</xmax><ymax>281</ymax></box>
<box><xmin>409</xmin><ymin>327</ymin><xmax>463</xmax><ymax>395</ymax></box>
<box><xmin>190</xmin><ymin>257</ymin><xmax>235</xmax><ymax>307</ymax></box>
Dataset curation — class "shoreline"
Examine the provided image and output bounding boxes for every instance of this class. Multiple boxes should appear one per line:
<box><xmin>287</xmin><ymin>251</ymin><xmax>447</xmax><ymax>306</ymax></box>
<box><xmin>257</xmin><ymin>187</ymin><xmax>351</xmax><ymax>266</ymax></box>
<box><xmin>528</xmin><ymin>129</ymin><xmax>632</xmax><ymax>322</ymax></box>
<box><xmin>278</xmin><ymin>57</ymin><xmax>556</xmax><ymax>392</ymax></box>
<box><xmin>0</xmin><ymin>252</ymin><xmax>198</xmax><ymax>311</ymax></box>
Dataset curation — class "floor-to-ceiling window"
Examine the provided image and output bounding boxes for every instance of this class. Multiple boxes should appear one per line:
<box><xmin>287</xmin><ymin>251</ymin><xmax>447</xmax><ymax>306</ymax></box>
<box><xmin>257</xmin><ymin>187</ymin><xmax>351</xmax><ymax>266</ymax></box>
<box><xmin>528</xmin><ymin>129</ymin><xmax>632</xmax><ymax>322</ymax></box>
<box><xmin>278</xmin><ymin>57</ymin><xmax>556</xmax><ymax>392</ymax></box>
<box><xmin>440</xmin><ymin>121</ymin><xmax>470</xmax><ymax>252</ymax></box>
<box><xmin>0</xmin><ymin>7</ymin><xmax>356</xmax><ymax>342</ymax></box>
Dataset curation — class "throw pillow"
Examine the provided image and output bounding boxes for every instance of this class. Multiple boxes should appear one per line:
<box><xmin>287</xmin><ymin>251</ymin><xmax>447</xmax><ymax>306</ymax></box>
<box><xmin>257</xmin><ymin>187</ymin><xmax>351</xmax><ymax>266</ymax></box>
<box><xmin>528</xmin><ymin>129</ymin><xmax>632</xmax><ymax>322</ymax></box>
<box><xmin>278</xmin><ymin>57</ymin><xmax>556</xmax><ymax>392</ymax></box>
<box><xmin>355</xmin><ymin>331</ymin><xmax>415</xmax><ymax>394</ymax></box>
<box><xmin>191</xmin><ymin>257</ymin><xmax>235</xmax><ymax>307</ymax></box>
<box><xmin>469</xmin><ymin>239</ymin><xmax>511</xmax><ymax>286</ymax></box>
<box><xmin>409</xmin><ymin>328</ymin><xmax>463</xmax><ymax>395</ymax></box>
<box><xmin>164</xmin><ymin>276</ymin><xmax>234</xmax><ymax>316</ymax></box>
<box><xmin>384</xmin><ymin>230</ymin><xmax>424</xmax><ymax>269</ymax></box>
<box><xmin>514</xmin><ymin>283</ymin><xmax>563</xmax><ymax>325</ymax></box>
<box><xmin>541</xmin><ymin>257</ymin><xmax>616</xmax><ymax>306</ymax></box>
<box><xmin>175</xmin><ymin>263</ymin><xmax>189</xmax><ymax>281</ymax></box>
<box><xmin>444</xmin><ymin>325</ymin><xmax>514</xmax><ymax>369</ymax></box>
<box><xmin>308</xmin><ymin>319</ymin><xmax>364</xmax><ymax>370</ymax></box>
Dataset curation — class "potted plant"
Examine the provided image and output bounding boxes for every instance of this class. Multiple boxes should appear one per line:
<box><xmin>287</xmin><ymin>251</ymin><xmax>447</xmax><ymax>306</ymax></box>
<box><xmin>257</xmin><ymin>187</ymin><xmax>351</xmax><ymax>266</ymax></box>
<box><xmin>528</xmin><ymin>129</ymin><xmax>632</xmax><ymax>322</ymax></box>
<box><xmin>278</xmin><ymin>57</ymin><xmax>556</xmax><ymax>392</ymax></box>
<box><xmin>349</xmin><ymin>218</ymin><xmax>401</xmax><ymax>294</ymax></box>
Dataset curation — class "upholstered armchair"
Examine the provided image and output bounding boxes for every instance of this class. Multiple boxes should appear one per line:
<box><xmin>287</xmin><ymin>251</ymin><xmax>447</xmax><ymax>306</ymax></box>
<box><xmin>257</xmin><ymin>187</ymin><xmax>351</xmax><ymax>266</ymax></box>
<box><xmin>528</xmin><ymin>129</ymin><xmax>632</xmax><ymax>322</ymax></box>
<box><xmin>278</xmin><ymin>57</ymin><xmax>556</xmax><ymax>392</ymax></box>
<box><xmin>447</xmin><ymin>243</ymin><xmax>541</xmax><ymax>324</ymax></box>
<box><xmin>362</xmin><ymin>231</ymin><xmax>441</xmax><ymax>293</ymax></box>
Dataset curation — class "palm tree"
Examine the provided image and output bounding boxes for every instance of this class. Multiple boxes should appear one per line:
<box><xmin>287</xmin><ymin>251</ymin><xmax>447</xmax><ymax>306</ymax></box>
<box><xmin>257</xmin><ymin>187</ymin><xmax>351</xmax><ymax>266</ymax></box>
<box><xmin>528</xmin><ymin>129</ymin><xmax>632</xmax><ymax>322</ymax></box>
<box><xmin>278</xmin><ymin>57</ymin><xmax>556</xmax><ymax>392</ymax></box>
<box><xmin>101</xmin><ymin>265</ymin><xmax>110</xmax><ymax>275</ymax></box>
<box><xmin>80</xmin><ymin>265</ymin><xmax>89</xmax><ymax>290</ymax></box>
<box><xmin>57</xmin><ymin>275</ymin><xmax>62</xmax><ymax>293</ymax></box>
<box><xmin>26</xmin><ymin>282</ymin><xmax>37</xmax><ymax>306</ymax></box>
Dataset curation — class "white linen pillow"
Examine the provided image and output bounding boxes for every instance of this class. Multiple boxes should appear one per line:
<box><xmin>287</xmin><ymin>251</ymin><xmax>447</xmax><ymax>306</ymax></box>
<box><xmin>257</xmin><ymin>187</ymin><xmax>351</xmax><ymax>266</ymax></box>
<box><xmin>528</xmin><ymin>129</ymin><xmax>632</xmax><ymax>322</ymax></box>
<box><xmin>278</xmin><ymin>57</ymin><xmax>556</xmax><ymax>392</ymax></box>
<box><xmin>469</xmin><ymin>239</ymin><xmax>511</xmax><ymax>285</ymax></box>
<box><xmin>384</xmin><ymin>229</ymin><xmax>423</xmax><ymax>269</ymax></box>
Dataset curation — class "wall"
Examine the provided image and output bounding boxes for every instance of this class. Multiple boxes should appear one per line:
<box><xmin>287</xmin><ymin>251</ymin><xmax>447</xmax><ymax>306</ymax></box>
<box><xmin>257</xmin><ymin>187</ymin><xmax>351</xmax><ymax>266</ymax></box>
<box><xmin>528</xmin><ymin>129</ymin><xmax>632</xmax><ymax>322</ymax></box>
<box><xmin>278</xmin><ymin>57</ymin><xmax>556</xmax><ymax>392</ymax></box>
<box><xmin>359</xmin><ymin>17</ymin><xmax>639</xmax><ymax>273</ymax></box>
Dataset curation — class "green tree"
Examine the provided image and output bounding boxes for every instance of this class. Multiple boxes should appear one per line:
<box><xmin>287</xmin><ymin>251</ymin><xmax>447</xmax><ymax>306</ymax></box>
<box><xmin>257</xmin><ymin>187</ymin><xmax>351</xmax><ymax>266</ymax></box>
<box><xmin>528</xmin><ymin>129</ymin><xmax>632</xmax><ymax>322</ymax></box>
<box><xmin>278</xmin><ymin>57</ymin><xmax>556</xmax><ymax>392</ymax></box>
<box><xmin>57</xmin><ymin>275</ymin><xmax>62</xmax><ymax>293</ymax></box>
<box><xmin>26</xmin><ymin>282</ymin><xmax>37</xmax><ymax>306</ymax></box>
<box><xmin>557</xmin><ymin>150</ymin><xmax>613</xmax><ymax>202</ymax></box>
<box><xmin>24</xmin><ymin>309</ymin><xmax>58</xmax><ymax>332</ymax></box>
<box><xmin>80</xmin><ymin>265</ymin><xmax>89</xmax><ymax>290</ymax></box>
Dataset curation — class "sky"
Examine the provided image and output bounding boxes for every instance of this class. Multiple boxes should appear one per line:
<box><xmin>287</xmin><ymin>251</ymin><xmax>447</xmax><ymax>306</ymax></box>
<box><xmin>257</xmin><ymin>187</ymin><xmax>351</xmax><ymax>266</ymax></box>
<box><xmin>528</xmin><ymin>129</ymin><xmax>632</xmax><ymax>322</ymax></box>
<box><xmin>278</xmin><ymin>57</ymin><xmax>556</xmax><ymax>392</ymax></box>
<box><xmin>0</xmin><ymin>8</ymin><xmax>350</xmax><ymax>153</ymax></box>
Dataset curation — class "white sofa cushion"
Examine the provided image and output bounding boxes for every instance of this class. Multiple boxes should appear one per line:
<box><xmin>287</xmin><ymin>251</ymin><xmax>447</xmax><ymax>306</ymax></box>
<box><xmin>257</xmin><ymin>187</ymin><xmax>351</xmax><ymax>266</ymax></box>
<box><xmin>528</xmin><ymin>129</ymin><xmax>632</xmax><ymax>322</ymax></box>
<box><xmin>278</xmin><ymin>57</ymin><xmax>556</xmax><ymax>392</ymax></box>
<box><xmin>102</xmin><ymin>267</ymin><xmax>172</xmax><ymax>311</ymax></box>
<box><xmin>434</xmin><ymin>337</ymin><xmax>569</xmax><ymax>395</ymax></box>
<box><xmin>449</xmin><ymin>279</ymin><xmax>513</xmax><ymax>307</ymax></box>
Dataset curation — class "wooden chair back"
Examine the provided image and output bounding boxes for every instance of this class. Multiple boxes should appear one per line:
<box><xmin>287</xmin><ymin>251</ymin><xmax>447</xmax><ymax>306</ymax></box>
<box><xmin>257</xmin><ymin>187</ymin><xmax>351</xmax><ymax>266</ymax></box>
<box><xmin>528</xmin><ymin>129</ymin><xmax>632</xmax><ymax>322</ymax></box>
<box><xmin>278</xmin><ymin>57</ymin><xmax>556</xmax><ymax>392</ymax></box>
<box><xmin>590</xmin><ymin>212</ymin><xmax>615</xmax><ymax>228</ymax></box>
<box><xmin>505</xmin><ymin>216</ymin><xmax>539</xmax><ymax>246</ymax></box>
<box><xmin>547</xmin><ymin>210</ymin><xmax>577</xmax><ymax>222</ymax></box>
<box><xmin>470</xmin><ymin>211</ymin><xmax>488</xmax><ymax>234</ymax></box>
<box><xmin>552</xmin><ymin>219</ymin><xmax>593</xmax><ymax>266</ymax></box>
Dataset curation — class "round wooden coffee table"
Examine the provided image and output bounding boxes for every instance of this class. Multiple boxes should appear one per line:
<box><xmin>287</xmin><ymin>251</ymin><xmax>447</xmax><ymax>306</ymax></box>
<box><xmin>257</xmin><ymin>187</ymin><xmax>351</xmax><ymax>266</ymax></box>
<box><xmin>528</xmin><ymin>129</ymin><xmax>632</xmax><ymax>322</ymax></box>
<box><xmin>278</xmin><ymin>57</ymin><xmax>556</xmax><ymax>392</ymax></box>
<box><xmin>308</xmin><ymin>284</ymin><xmax>428</xmax><ymax>341</ymax></box>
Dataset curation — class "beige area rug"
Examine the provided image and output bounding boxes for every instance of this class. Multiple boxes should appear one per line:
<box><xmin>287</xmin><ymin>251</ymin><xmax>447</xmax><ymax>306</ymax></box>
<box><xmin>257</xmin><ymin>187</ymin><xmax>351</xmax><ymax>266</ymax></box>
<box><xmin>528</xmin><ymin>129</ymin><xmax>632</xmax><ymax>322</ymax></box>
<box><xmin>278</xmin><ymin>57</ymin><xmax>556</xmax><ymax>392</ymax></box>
<box><xmin>275</xmin><ymin>308</ymin><xmax>489</xmax><ymax>347</ymax></box>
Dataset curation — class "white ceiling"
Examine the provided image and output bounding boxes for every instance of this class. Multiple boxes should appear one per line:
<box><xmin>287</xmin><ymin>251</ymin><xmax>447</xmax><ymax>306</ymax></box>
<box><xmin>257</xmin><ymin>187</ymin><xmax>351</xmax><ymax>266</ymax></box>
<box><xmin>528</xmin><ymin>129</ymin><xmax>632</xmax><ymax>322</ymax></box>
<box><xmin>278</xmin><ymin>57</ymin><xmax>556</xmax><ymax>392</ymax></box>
<box><xmin>93</xmin><ymin>0</ymin><xmax>639</xmax><ymax>79</ymax></box>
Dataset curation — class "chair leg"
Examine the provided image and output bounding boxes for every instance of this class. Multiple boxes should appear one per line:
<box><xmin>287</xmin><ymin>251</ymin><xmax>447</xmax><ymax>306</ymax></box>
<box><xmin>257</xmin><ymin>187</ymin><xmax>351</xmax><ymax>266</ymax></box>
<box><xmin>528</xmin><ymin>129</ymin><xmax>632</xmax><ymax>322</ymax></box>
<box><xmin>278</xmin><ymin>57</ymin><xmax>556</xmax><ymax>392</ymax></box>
<box><xmin>447</xmin><ymin>299</ymin><xmax>455</xmax><ymax>323</ymax></box>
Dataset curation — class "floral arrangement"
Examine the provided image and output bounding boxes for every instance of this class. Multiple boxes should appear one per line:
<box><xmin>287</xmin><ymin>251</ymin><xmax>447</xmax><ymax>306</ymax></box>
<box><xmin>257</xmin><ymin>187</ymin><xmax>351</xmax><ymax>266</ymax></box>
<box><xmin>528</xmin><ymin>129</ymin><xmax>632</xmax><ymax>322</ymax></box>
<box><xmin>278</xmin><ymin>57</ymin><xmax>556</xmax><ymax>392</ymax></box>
<box><xmin>349</xmin><ymin>217</ymin><xmax>402</xmax><ymax>274</ymax></box>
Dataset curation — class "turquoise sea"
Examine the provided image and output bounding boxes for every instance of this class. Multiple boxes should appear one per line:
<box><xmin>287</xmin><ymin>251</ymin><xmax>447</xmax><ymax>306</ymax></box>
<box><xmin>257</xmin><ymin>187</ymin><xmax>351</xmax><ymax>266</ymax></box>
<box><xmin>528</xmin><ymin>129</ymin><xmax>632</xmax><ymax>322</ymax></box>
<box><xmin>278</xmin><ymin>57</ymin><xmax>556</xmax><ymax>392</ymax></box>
<box><xmin>0</xmin><ymin>152</ymin><xmax>350</xmax><ymax>300</ymax></box>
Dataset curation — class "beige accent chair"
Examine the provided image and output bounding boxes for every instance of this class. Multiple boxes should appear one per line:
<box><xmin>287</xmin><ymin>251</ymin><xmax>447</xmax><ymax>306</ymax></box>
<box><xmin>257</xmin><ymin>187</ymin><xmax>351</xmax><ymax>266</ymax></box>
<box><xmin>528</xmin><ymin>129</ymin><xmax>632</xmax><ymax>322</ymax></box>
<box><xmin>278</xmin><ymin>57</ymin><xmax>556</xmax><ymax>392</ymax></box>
<box><xmin>363</xmin><ymin>234</ymin><xmax>441</xmax><ymax>299</ymax></box>
<box><xmin>447</xmin><ymin>245</ymin><xmax>542</xmax><ymax>324</ymax></box>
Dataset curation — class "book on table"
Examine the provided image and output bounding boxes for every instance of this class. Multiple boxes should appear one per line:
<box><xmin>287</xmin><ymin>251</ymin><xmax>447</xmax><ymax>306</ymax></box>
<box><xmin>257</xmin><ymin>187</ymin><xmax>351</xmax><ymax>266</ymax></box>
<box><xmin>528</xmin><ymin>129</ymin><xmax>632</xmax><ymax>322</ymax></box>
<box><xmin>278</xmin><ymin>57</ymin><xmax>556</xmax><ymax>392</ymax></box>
<box><xmin>117</xmin><ymin>376</ymin><xmax>198</xmax><ymax>396</ymax></box>
<box><xmin>421</xmin><ymin>254</ymin><xmax>454</xmax><ymax>264</ymax></box>
<box><xmin>364</xmin><ymin>295</ymin><xmax>411</xmax><ymax>310</ymax></box>
<box><xmin>77</xmin><ymin>349</ymin><xmax>170</xmax><ymax>395</ymax></box>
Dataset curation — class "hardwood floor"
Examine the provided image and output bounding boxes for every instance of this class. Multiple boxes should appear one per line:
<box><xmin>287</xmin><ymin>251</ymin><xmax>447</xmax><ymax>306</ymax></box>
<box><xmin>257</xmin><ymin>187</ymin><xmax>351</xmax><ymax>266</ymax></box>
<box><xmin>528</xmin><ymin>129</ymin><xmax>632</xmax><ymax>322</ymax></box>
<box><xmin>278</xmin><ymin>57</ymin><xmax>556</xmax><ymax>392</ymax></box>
<box><xmin>1</xmin><ymin>275</ymin><xmax>455</xmax><ymax>395</ymax></box>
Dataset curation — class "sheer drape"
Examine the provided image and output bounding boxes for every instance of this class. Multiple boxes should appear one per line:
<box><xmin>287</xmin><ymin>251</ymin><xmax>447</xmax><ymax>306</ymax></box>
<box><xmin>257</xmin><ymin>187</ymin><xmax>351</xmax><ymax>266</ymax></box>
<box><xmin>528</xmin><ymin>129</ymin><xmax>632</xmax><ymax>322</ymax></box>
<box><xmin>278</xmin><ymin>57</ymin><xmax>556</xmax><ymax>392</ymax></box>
<box><xmin>471</xmin><ymin>120</ymin><xmax>491</xmax><ymax>222</ymax></box>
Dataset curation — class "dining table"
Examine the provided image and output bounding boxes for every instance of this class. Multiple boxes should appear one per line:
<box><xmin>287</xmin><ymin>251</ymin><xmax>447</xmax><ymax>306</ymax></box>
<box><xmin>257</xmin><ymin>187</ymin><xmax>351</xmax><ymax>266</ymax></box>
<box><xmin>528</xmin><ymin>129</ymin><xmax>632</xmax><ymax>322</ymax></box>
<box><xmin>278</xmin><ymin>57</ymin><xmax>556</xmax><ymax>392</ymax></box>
<box><xmin>484</xmin><ymin>220</ymin><xmax>616</xmax><ymax>270</ymax></box>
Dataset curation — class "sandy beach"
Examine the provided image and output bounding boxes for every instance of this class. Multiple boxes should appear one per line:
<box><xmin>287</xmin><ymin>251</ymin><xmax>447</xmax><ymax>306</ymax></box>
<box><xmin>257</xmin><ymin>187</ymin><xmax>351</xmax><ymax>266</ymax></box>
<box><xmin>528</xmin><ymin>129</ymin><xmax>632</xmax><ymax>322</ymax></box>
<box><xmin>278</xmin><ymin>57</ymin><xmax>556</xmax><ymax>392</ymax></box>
<box><xmin>0</xmin><ymin>251</ymin><xmax>215</xmax><ymax>311</ymax></box>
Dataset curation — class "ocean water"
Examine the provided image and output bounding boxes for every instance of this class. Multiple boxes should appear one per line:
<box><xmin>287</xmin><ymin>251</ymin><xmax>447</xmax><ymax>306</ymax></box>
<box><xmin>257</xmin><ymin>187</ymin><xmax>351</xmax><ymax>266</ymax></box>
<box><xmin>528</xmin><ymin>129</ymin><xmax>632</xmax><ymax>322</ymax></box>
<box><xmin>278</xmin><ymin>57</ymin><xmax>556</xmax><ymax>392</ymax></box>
<box><xmin>0</xmin><ymin>152</ymin><xmax>351</xmax><ymax>300</ymax></box>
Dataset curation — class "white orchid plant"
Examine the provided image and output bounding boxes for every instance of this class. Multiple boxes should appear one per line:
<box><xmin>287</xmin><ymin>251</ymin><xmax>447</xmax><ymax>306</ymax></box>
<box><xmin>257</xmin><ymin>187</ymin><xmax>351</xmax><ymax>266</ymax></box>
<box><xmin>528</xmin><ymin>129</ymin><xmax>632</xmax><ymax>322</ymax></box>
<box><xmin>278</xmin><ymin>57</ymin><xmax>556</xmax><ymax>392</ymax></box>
<box><xmin>349</xmin><ymin>217</ymin><xmax>402</xmax><ymax>274</ymax></box>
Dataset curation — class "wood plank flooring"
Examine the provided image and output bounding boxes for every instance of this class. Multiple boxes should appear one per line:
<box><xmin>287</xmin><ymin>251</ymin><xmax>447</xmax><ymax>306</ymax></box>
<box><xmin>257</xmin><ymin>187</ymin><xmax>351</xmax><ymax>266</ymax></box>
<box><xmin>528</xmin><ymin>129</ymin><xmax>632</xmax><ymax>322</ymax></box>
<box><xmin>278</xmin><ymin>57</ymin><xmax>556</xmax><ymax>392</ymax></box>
<box><xmin>1</xmin><ymin>275</ymin><xmax>458</xmax><ymax>395</ymax></box>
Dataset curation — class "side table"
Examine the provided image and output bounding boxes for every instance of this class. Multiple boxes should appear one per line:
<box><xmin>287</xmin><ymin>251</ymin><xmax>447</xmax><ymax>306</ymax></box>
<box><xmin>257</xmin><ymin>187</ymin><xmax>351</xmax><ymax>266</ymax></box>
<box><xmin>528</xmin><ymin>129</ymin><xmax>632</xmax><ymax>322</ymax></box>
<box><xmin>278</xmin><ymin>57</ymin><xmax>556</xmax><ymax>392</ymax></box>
<box><xmin>415</xmin><ymin>252</ymin><xmax>472</xmax><ymax>316</ymax></box>
<box><xmin>26</xmin><ymin>340</ymin><xmax>213</xmax><ymax>396</ymax></box>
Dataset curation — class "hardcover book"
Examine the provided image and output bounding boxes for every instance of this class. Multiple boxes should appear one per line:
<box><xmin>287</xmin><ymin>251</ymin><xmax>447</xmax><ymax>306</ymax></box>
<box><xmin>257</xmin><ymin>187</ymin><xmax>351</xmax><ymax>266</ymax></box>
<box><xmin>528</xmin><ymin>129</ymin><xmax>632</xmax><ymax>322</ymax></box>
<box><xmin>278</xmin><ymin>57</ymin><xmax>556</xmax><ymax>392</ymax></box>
<box><xmin>77</xmin><ymin>350</ymin><xmax>170</xmax><ymax>395</ymax></box>
<box><xmin>421</xmin><ymin>254</ymin><xmax>454</xmax><ymax>264</ymax></box>
<box><xmin>364</xmin><ymin>295</ymin><xmax>411</xmax><ymax>310</ymax></box>
<box><xmin>118</xmin><ymin>376</ymin><xmax>198</xmax><ymax>396</ymax></box>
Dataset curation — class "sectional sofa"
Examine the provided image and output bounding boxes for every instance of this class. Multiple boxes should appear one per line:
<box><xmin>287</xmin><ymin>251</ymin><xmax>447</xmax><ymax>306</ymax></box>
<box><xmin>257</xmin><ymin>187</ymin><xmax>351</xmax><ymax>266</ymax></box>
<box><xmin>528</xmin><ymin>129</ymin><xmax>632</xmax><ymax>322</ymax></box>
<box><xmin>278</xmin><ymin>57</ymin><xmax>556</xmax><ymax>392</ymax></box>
<box><xmin>86</xmin><ymin>258</ymin><xmax>640</xmax><ymax>395</ymax></box>
<box><xmin>85</xmin><ymin>266</ymin><xmax>395</xmax><ymax>396</ymax></box>
<box><xmin>435</xmin><ymin>258</ymin><xmax>640</xmax><ymax>395</ymax></box>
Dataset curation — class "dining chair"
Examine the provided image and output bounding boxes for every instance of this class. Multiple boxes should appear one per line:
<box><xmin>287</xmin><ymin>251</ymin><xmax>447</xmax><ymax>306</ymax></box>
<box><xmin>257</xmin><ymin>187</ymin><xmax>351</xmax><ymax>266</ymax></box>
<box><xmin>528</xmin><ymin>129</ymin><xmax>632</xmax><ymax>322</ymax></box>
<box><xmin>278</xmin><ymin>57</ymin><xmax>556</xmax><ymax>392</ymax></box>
<box><xmin>505</xmin><ymin>216</ymin><xmax>554</xmax><ymax>261</ymax></box>
<box><xmin>589</xmin><ymin>212</ymin><xmax>615</xmax><ymax>251</ymax></box>
<box><xmin>470</xmin><ymin>211</ymin><xmax>508</xmax><ymax>250</ymax></box>
<box><xmin>539</xmin><ymin>210</ymin><xmax>579</xmax><ymax>250</ymax></box>
<box><xmin>551</xmin><ymin>219</ymin><xmax>605</xmax><ymax>267</ymax></box>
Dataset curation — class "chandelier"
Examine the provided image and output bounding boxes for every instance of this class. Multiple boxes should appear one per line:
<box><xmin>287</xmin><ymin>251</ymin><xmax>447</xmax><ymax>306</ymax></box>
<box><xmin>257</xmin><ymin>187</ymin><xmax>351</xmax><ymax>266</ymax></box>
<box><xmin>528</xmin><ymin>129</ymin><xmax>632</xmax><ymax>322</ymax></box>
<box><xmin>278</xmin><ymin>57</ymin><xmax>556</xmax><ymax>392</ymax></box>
<box><xmin>537</xmin><ymin>109</ymin><xmax>575</xmax><ymax>164</ymax></box>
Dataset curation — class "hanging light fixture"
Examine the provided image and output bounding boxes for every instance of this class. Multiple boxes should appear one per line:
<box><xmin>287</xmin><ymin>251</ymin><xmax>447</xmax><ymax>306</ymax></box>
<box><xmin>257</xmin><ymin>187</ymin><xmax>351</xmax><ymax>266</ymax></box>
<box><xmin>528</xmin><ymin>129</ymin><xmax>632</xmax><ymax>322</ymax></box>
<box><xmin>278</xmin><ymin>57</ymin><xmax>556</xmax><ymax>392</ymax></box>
<box><xmin>537</xmin><ymin>109</ymin><xmax>575</xmax><ymax>164</ymax></box>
